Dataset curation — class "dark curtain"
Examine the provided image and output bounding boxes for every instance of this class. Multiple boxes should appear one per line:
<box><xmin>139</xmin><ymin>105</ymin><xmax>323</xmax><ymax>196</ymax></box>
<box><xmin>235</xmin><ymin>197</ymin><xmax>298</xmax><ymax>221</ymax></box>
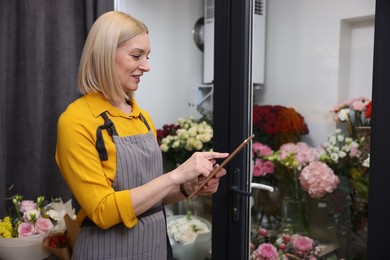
<box><xmin>0</xmin><ymin>0</ymin><xmax>114</xmax><ymax>214</ymax></box>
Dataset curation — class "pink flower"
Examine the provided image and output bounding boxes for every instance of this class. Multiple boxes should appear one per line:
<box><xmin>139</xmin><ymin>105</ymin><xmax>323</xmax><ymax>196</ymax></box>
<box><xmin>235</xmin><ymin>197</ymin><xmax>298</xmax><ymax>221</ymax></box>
<box><xmin>252</xmin><ymin>243</ymin><xmax>278</xmax><ymax>260</ymax></box>
<box><xmin>35</xmin><ymin>217</ymin><xmax>54</xmax><ymax>234</ymax></box>
<box><xmin>18</xmin><ymin>222</ymin><xmax>35</xmax><ymax>237</ymax></box>
<box><xmin>291</xmin><ymin>234</ymin><xmax>314</xmax><ymax>252</ymax></box>
<box><xmin>253</xmin><ymin>142</ymin><xmax>273</xmax><ymax>157</ymax></box>
<box><xmin>278</xmin><ymin>142</ymin><xmax>318</xmax><ymax>169</ymax></box>
<box><xmin>19</xmin><ymin>200</ymin><xmax>37</xmax><ymax>212</ymax></box>
<box><xmin>253</xmin><ymin>159</ymin><xmax>275</xmax><ymax>177</ymax></box>
<box><xmin>351</xmin><ymin>100</ymin><xmax>366</xmax><ymax>111</ymax></box>
<box><xmin>258</xmin><ymin>228</ymin><xmax>267</xmax><ymax>236</ymax></box>
<box><xmin>299</xmin><ymin>161</ymin><xmax>340</xmax><ymax>198</ymax></box>
<box><xmin>282</xmin><ymin>234</ymin><xmax>291</xmax><ymax>243</ymax></box>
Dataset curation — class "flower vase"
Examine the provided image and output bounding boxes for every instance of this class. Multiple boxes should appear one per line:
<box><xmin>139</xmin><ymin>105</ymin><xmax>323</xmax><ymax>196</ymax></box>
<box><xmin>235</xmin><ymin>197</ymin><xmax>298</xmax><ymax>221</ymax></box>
<box><xmin>280</xmin><ymin>170</ymin><xmax>308</xmax><ymax>234</ymax></box>
<box><xmin>307</xmin><ymin>196</ymin><xmax>337</xmax><ymax>244</ymax></box>
<box><xmin>251</xmin><ymin>188</ymin><xmax>282</xmax><ymax>230</ymax></box>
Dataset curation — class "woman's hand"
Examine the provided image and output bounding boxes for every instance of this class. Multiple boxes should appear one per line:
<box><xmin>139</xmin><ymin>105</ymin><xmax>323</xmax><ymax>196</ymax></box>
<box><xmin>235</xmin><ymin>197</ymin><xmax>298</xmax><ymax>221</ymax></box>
<box><xmin>193</xmin><ymin>163</ymin><xmax>227</xmax><ymax>195</ymax></box>
<box><xmin>172</xmin><ymin>151</ymin><xmax>228</xmax><ymax>185</ymax></box>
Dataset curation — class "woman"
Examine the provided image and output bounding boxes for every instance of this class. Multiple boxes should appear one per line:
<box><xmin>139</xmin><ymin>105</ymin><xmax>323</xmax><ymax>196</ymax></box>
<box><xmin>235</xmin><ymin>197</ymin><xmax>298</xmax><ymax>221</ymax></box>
<box><xmin>55</xmin><ymin>11</ymin><xmax>228</xmax><ymax>260</ymax></box>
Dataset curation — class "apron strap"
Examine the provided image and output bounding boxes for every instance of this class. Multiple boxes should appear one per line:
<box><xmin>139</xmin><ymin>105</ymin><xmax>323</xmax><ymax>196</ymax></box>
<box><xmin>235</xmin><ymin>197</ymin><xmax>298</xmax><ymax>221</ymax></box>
<box><xmin>96</xmin><ymin>112</ymin><xmax>118</xmax><ymax>161</ymax></box>
<box><xmin>139</xmin><ymin>113</ymin><xmax>151</xmax><ymax>131</ymax></box>
<box><xmin>95</xmin><ymin>112</ymin><xmax>151</xmax><ymax>162</ymax></box>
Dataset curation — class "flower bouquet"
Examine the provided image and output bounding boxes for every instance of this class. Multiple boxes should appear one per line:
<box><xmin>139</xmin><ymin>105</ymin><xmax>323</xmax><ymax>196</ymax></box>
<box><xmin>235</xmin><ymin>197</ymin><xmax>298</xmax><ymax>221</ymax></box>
<box><xmin>157</xmin><ymin>116</ymin><xmax>213</xmax><ymax>172</ymax></box>
<box><xmin>252</xmin><ymin>105</ymin><xmax>309</xmax><ymax>150</ymax></box>
<box><xmin>42</xmin><ymin>232</ymin><xmax>71</xmax><ymax>260</ymax></box>
<box><xmin>250</xmin><ymin>227</ymin><xmax>321</xmax><ymax>260</ymax></box>
<box><xmin>167</xmin><ymin>211</ymin><xmax>211</xmax><ymax>260</ymax></box>
<box><xmin>331</xmin><ymin>96</ymin><xmax>371</xmax><ymax>139</ymax></box>
<box><xmin>252</xmin><ymin>141</ymin><xmax>341</xmax><ymax>234</ymax></box>
<box><xmin>0</xmin><ymin>195</ymin><xmax>75</xmax><ymax>260</ymax></box>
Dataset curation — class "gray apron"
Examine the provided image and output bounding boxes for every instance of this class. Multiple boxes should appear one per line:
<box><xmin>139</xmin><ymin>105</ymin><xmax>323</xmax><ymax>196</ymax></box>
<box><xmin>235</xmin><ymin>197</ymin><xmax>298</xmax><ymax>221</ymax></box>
<box><xmin>72</xmin><ymin>112</ymin><xmax>170</xmax><ymax>260</ymax></box>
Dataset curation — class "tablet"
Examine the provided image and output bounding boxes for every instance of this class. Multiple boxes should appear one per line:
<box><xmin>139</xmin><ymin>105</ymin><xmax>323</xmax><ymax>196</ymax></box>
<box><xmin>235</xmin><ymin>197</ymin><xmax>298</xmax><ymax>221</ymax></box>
<box><xmin>187</xmin><ymin>134</ymin><xmax>255</xmax><ymax>199</ymax></box>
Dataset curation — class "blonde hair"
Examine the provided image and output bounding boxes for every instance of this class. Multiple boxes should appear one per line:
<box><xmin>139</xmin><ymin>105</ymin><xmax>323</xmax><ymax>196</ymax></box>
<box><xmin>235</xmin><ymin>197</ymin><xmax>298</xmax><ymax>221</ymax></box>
<box><xmin>77</xmin><ymin>11</ymin><xmax>148</xmax><ymax>102</ymax></box>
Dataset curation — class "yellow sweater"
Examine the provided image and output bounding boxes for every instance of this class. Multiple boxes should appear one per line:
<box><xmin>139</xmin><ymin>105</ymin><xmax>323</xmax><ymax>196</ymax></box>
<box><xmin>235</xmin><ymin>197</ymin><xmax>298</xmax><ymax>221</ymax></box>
<box><xmin>55</xmin><ymin>92</ymin><xmax>156</xmax><ymax>229</ymax></box>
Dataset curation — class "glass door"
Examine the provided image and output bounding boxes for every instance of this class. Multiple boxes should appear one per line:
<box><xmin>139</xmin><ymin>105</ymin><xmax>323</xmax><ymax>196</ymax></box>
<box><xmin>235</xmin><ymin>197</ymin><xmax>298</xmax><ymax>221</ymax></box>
<box><xmin>213</xmin><ymin>0</ymin><xmax>378</xmax><ymax>259</ymax></box>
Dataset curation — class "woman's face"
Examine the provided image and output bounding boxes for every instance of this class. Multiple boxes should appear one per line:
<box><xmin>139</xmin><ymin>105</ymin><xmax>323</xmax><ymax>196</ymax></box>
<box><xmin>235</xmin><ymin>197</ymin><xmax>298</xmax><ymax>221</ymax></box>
<box><xmin>115</xmin><ymin>32</ymin><xmax>151</xmax><ymax>93</ymax></box>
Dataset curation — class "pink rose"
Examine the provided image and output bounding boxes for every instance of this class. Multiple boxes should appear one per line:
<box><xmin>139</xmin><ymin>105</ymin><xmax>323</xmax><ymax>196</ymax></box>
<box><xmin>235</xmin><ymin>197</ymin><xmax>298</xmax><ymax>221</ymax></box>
<box><xmin>258</xmin><ymin>228</ymin><xmax>267</xmax><ymax>236</ymax></box>
<box><xmin>252</xmin><ymin>243</ymin><xmax>278</xmax><ymax>260</ymax></box>
<box><xmin>19</xmin><ymin>200</ymin><xmax>37</xmax><ymax>212</ymax></box>
<box><xmin>35</xmin><ymin>217</ymin><xmax>54</xmax><ymax>234</ymax></box>
<box><xmin>282</xmin><ymin>234</ymin><xmax>291</xmax><ymax>243</ymax></box>
<box><xmin>253</xmin><ymin>159</ymin><xmax>275</xmax><ymax>177</ymax></box>
<box><xmin>291</xmin><ymin>234</ymin><xmax>314</xmax><ymax>252</ymax></box>
<box><xmin>18</xmin><ymin>222</ymin><xmax>35</xmax><ymax>237</ymax></box>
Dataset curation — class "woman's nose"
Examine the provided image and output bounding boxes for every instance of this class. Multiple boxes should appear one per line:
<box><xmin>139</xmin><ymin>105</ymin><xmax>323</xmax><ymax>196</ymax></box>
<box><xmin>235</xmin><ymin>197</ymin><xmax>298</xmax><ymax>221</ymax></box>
<box><xmin>139</xmin><ymin>61</ymin><xmax>150</xmax><ymax>72</ymax></box>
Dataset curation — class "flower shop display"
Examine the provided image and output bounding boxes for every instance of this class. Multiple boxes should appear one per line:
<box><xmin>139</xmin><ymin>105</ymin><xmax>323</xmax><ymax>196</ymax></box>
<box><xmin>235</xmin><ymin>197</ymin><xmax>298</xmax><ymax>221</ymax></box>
<box><xmin>252</xmin><ymin>105</ymin><xmax>309</xmax><ymax>150</ymax></box>
<box><xmin>157</xmin><ymin>116</ymin><xmax>213</xmax><ymax>217</ymax></box>
<box><xmin>0</xmin><ymin>195</ymin><xmax>75</xmax><ymax>260</ymax></box>
<box><xmin>167</xmin><ymin>211</ymin><xmax>211</xmax><ymax>260</ymax></box>
<box><xmin>331</xmin><ymin>96</ymin><xmax>371</xmax><ymax>139</ymax></box>
<box><xmin>250</xmin><ymin>97</ymin><xmax>371</xmax><ymax>259</ymax></box>
<box><xmin>251</xmin><ymin>105</ymin><xmax>310</xmax><ymax>232</ymax></box>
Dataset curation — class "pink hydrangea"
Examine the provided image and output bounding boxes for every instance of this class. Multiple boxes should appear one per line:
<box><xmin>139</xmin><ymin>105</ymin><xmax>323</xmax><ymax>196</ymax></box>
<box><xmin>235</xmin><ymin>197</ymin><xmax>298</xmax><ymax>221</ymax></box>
<box><xmin>252</xmin><ymin>243</ymin><xmax>279</xmax><ymax>260</ymax></box>
<box><xmin>299</xmin><ymin>161</ymin><xmax>340</xmax><ymax>198</ymax></box>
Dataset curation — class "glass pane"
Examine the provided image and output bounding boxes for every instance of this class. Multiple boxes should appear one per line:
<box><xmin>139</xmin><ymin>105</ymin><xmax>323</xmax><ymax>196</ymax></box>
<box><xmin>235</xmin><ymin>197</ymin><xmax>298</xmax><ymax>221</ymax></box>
<box><xmin>250</xmin><ymin>1</ymin><xmax>374</xmax><ymax>259</ymax></box>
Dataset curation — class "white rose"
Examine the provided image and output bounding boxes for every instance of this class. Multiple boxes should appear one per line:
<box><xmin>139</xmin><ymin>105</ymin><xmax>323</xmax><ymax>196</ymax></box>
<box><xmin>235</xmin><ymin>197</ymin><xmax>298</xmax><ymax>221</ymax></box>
<box><xmin>172</xmin><ymin>140</ymin><xmax>180</xmax><ymax>148</ymax></box>
<box><xmin>188</xmin><ymin>127</ymin><xmax>197</xmax><ymax>137</ymax></box>
<box><xmin>185</xmin><ymin>138</ymin><xmax>195</xmax><ymax>151</ymax></box>
<box><xmin>161</xmin><ymin>143</ymin><xmax>169</xmax><ymax>152</ymax></box>
<box><xmin>197</xmin><ymin>133</ymin><xmax>211</xmax><ymax>143</ymax></box>
<box><xmin>193</xmin><ymin>140</ymin><xmax>203</xmax><ymax>150</ymax></box>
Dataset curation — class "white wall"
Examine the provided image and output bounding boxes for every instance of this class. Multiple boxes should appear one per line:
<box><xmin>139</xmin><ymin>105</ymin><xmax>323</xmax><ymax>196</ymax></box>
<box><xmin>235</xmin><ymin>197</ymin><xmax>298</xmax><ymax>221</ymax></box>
<box><xmin>258</xmin><ymin>0</ymin><xmax>375</xmax><ymax>146</ymax></box>
<box><xmin>116</xmin><ymin>0</ymin><xmax>204</xmax><ymax>129</ymax></box>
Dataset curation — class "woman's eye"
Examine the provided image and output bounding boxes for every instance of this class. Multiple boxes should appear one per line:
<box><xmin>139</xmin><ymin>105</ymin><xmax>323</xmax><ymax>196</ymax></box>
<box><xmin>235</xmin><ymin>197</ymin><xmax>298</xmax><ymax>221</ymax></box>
<box><xmin>131</xmin><ymin>54</ymin><xmax>141</xmax><ymax>59</ymax></box>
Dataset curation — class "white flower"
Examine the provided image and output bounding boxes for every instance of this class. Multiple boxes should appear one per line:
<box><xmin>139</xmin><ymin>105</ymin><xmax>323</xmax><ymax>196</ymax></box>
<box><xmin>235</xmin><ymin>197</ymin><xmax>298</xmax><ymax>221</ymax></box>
<box><xmin>337</xmin><ymin>108</ymin><xmax>351</xmax><ymax>121</ymax></box>
<box><xmin>363</xmin><ymin>154</ymin><xmax>370</xmax><ymax>168</ymax></box>
<box><xmin>167</xmin><ymin>215</ymin><xmax>210</xmax><ymax>245</ymax></box>
<box><xmin>24</xmin><ymin>209</ymin><xmax>40</xmax><ymax>221</ymax></box>
<box><xmin>160</xmin><ymin>143</ymin><xmax>169</xmax><ymax>152</ymax></box>
<box><xmin>193</xmin><ymin>139</ymin><xmax>203</xmax><ymax>150</ymax></box>
<box><xmin>188</xmin><ymin>126</ymin><xmax>198</xmax><ymax>137</ymax></box>
<box><xmin>46</xmin><ymin>209</ymin><xmax>60</xmax><ymax>221</ymax></box>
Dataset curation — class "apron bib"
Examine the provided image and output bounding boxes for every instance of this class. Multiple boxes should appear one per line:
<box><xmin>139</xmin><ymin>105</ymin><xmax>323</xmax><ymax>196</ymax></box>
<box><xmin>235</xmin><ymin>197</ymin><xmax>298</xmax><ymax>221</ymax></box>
<box><xmin>72</xmin><ymin>112</ymin><xmax>171</xmax><ymax>260</ymax></box>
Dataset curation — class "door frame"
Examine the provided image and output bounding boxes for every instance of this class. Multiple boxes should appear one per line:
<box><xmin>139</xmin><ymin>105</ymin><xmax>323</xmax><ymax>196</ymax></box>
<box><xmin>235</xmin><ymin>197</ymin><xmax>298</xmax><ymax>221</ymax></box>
<box><xmin>367</xmin><ymin>0</ymin><xmax>390</xmax><ymax>258</ymax></box>
<box><xmin>212</xmin><ymin>0</ymin><xmax>253</xmax><ymax>259</ymax></box>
